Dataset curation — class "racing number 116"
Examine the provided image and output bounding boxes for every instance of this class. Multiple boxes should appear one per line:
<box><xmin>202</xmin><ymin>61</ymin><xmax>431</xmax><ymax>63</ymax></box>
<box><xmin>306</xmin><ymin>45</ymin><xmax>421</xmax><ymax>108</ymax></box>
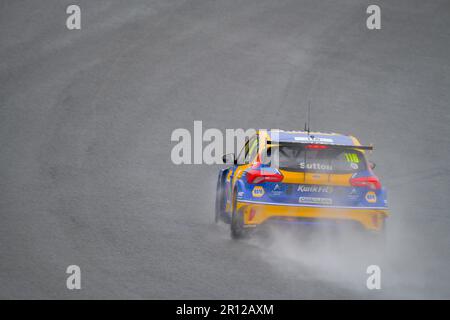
<box><xmin>344</xmin><ymin>153</ymin><xmax>359</xmax><ymax>163</ymax></box>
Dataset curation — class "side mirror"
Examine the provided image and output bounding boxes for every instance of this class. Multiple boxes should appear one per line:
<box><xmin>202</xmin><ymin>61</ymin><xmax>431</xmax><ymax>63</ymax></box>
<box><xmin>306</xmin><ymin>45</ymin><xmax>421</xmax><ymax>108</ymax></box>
<box><xmin>222</xmin><ymin>153</ymin><xmax>236</xmax><ymax>164</ymax></box>
<box><xmin>369</xmin><ymin>161</ymin><xmax>376</xmax><ymax>170</ymax></box>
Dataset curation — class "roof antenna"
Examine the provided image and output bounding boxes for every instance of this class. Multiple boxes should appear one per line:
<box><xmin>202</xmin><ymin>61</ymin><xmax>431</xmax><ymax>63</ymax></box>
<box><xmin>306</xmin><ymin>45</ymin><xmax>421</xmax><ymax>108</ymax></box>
<box><xmin>305</xmin><ymin>100</ymin><xmax>311</xmax><ymax>135</ymax></box>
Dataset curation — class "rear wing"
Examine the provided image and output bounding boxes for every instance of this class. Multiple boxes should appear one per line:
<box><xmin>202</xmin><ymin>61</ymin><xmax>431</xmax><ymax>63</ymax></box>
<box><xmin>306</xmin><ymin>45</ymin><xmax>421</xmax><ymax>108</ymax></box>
<box><xmin>267</xmin><ymin>141</ymin><xmax>374</xmax><ymax>151</ymax></box>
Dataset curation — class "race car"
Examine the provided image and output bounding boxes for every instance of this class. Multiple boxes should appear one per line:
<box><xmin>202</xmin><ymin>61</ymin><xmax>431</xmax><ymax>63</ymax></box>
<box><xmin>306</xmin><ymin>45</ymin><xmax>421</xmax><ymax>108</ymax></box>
<box><xmin>214</xmin><ymin>130</ymin><xmax>388</xmax><ymax>239</ymax></box>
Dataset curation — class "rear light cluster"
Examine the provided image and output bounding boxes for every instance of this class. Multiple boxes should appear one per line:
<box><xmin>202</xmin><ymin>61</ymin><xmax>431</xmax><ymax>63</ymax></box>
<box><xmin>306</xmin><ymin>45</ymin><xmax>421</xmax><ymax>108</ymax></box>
<box><xmin>349</xmin><ymin>176</ymin><xmax>382</xmax><ymax>190</ymax></box>
<box><xmin>246</xmin><ymin>166</ymin><xmax>283</xmax><ymax>184</ymax></box>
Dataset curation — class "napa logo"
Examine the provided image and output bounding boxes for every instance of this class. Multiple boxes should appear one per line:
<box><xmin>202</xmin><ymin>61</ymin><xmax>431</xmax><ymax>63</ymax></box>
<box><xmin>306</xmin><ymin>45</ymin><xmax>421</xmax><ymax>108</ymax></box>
<box><xmin>365</xmin><ymin>191</ymin><xmax>377</xmax><ymax>203</ymax></box>
<box><xmin>252</xmin><ymin>186</ymin><xmax>265</xmax><ymax>198</ymax></box>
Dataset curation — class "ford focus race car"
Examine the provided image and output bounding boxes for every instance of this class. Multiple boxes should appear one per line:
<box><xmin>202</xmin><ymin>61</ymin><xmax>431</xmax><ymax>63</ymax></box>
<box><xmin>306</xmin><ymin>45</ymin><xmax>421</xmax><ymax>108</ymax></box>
<box><xmin>215</xmin><ymin>130</ymin><xmax>388</xmax><ymax>239</ymax></box>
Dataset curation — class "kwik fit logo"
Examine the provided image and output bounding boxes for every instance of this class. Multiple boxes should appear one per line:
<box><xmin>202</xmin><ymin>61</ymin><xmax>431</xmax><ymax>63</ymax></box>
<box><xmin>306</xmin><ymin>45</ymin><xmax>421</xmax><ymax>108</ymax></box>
<box><xmin>297</xmin><ymin>185</ymin><xmax>334</xmax><ymax>193</ymax></box>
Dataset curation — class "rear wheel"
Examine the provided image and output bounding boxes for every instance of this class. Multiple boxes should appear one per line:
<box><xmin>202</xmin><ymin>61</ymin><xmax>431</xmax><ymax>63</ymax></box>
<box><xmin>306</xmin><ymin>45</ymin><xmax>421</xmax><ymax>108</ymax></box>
<box><xmin>214</xmin><ymin>178</ymin><xmax>225</xmax><ymax>223</ymax></box>
<box><xmin>230</xmin><ymin>189</ymin><xmax>250</xmax><ymax>239</ymax></box>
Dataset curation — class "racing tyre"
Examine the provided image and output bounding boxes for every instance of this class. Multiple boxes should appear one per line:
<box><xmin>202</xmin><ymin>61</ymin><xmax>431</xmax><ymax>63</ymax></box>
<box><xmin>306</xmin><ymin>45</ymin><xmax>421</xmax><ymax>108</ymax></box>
<box><xmin>230</xmin><ymin>190</ymin><xmax>250</xmax><ymax>239</ymax></box>
<box><xmin>214</xmin><ymin>178</ymin><xmax>225</xmax><ymax>223</ymax></box>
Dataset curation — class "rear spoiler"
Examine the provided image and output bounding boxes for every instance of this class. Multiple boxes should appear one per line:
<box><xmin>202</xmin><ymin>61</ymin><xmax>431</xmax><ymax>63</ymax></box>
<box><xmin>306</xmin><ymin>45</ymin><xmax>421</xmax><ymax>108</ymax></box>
<box><xmin>267</xmin><ymin>141</ymin><xmax>374</xmax><ymax>150</ymax></box>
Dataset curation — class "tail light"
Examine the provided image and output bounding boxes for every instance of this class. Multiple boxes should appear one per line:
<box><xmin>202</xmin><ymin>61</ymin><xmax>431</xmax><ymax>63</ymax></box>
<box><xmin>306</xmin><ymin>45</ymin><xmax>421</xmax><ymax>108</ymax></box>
<box><xmin>246</xmin><ymin>167</ymin><xmax>283</xmax><ymax>184</ymax></box>
<box><xmin>349</xmin><ymin>175</ymin><xmax>381</xmax><ymax>190</ymax></box>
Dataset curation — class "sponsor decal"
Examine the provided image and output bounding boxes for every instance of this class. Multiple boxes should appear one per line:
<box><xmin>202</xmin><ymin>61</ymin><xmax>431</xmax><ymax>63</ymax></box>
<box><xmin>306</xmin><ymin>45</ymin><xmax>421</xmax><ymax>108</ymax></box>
<box><xmin>298</xmin><ymin>162</ymin><xmax>333</xmax><ymax>171</ymax></box>
<box><xmin>294</xmin><ymin>136</ymin><xmax>333</xmax><ymax>143</ymax></box>
<box><xmin>350</xmin><ymin>162</ymin><xmax>359</xmax><ymax>170</ymax></box>
<box><xmin>297</xmin><ymin>185</ymin><xmax>334</xmax><ymax>193</ymax></box>
<box><xmin>365</xmin><ymin>191</ymin><xmax>377</xmax><ymax>203</ymax></box>
<box><xmin>252</xmin><ymin>186</ymin><xmax>265</xmax><ymax>198</ymax></box>
<box><xmin>348</xmin><ymin>188</ymin><xmax>359</xmax><ymax>200</ymax></box>
<box><xmin>271</xmin><ymin>184</ymin><xmax>282</xmax><ymax>195</ymax></box>
<box><xmin>299</xmin><ymin>197</ymin><xmax>333</xmax><ymax>205</ymax></box>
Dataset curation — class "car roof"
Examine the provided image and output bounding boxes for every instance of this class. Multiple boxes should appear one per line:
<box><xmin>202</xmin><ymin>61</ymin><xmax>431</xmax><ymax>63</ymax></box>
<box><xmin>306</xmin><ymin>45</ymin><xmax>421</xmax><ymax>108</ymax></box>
<box><xmin>261</xmin><ymin>129</ymin><xmax>361</xmax><ymax>146</ymax></box>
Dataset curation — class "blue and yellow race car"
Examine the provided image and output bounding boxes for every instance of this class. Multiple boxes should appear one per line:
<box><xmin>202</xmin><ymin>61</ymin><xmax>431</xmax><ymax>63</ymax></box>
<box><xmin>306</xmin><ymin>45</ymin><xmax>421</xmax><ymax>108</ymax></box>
<box><xmin>215</xmin><ymin>130</ymin><xmax>388</xmax><ymax>239</ymax></box>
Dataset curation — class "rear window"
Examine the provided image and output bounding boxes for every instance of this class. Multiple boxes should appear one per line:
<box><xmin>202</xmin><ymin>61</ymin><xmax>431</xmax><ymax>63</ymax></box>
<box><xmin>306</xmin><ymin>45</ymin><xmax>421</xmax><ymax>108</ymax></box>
<box><xmin>262</xmin><ymin>145</ymin><xmax>367</xmax><ymax>173</ymax></box>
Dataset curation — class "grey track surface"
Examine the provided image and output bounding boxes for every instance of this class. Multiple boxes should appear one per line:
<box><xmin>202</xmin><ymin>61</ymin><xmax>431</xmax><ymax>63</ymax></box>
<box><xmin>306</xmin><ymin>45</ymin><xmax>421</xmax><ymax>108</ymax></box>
<box><xmin>1</xmin><ymin>0</ymin><xmax>450</xmax><ymax>299</ymax></box>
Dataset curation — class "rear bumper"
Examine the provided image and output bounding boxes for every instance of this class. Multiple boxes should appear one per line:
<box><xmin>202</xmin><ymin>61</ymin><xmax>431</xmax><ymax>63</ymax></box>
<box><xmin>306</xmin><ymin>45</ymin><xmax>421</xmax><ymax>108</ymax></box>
<box><xmin>236</xmin><ymin>201</ymin><xmax>389</xmax><ymax>231</ymax></box>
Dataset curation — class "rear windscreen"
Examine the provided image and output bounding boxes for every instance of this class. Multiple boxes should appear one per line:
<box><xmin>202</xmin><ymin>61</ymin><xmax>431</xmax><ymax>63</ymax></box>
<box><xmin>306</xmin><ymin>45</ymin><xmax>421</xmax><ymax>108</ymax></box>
<box><xmin>262</xmin><ymin>145</ymin><xmax>367</xmax><ymax>173</ymax></box>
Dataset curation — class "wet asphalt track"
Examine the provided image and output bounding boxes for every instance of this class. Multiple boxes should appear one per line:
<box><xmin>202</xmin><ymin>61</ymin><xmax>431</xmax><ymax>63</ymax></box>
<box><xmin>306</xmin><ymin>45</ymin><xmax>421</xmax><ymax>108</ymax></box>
<box><xmin>1</xmin><ymin>0</ymin><xmax>450</xmax><ymax>299</ymax></box>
